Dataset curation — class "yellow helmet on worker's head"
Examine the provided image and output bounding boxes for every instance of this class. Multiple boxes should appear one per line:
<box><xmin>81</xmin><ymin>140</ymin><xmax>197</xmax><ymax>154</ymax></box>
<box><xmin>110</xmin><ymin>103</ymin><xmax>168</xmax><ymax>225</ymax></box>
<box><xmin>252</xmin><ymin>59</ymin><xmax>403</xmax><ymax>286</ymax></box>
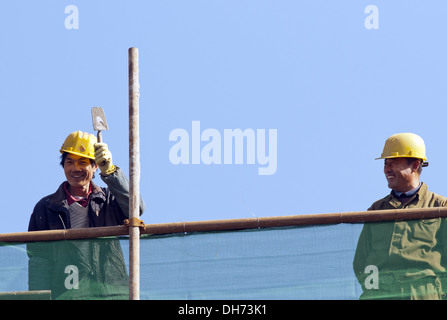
<box><xmin>376</xmin><ymin>132</ymin><xmax>427</xmax><ymax>163</ymax></box>
<box><xmin>60</xmin><ymin>131</ymin><xmax>97</xmax><ymax>160</ymax></box>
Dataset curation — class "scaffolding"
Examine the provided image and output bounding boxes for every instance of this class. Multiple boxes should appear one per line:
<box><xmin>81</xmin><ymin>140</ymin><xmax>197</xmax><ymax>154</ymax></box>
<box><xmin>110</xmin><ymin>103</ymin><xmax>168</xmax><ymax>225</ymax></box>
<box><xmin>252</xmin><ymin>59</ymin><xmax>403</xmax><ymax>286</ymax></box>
<box><xmin>2</xmin><ymin>207</ymin><xmax>447</xmax><ymax>300</ymax></box>
<box><xmin>3</xmin><ymin>47</ymin><xmax>447</xmax><ymax>300</ymax></box>
<box><xmin>2</xmin><ymin>206</ymin><xmax>447</xmax><ymax>242</ymax></box>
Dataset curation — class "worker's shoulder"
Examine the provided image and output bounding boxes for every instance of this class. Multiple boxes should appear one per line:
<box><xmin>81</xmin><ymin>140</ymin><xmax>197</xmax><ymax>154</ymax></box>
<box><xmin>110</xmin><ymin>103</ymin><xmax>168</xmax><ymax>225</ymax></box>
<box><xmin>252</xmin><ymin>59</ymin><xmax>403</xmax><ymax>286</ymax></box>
<box><xmin>32</xmin><ymin>183</ymin><xmax>65</xmax><ymax>211</ymax></box>
<box><xmin>424</xmin><ymin>189</ymin><xmax>447</xmax><ymax>206</ymax></box>
<box><xmin>367</xmin><ymin>194</ymin><xmax>392</xmax><ymax>211</ymax></box>
<box><xmin>418</xmin><ymin>183</ymin><xmax>447</xmax><ymax>205</ymax></box>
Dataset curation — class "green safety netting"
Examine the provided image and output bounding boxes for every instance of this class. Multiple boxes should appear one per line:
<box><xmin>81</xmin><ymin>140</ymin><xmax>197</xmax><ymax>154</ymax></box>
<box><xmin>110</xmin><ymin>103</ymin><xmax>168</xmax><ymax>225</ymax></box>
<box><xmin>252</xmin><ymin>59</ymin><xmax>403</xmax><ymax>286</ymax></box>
<box><xmin>0</xmin><ymin>221</ymin><xmax>444</xmax><ymax>300</ymax></box>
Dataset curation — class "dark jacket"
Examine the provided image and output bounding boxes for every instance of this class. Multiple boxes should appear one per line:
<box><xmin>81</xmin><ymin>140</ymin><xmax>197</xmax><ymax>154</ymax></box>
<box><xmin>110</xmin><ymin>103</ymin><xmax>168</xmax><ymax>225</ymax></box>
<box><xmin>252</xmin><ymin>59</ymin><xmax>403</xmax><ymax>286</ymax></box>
<box><xmin>28</xmin><ymin>167</ymin><xmax>145</xmax><ymax>231</ymax></box>
<box><xmin>27</xmin><ymin>167</ymin><xmax>145</xmax><ymax>299</ymax></box>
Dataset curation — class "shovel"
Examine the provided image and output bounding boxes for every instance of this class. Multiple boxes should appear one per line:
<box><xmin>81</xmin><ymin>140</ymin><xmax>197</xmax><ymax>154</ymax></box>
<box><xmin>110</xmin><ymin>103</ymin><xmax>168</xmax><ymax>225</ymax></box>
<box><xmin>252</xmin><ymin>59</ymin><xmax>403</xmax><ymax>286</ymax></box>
<box><xmin>91</xmin><ymin>107</ymin><xmax>109</xmax><ymax>166</ymax></box>
<box><xmin>91</xmin><ymin>107</ymin><xmax>108</xmax><ymax>143</ymax></box>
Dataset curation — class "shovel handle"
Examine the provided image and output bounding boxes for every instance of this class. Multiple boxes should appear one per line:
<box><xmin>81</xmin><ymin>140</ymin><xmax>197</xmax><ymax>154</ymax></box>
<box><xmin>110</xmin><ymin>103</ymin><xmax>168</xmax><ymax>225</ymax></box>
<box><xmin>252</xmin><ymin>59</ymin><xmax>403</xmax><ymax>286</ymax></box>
<box><xmin>96</xmin><ymin>131</ymin><xmax>106</xmax><ymax>167</ymax></box>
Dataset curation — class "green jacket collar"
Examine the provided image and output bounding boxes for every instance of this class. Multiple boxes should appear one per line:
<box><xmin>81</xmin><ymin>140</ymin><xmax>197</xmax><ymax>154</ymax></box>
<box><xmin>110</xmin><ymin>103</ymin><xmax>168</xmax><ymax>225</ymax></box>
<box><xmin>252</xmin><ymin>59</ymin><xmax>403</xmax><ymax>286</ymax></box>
<box><xmin>388</xmin><ymin>182</ymin><xmax>427</xmax><ymax>208</ymax></box>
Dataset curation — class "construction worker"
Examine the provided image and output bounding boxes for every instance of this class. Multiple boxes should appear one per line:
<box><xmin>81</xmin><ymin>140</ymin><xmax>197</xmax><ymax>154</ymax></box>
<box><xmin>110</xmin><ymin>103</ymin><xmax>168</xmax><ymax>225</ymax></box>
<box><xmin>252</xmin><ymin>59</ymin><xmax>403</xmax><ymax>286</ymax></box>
<box><xmin>353</xmin><ymin>133</ymin><xmax>447</xmax><ymax>300</ymax></box>
<box><xmin>27</xmin><ymin>131</ymin><xmax>145</xmax><ymax>299</ymax></box>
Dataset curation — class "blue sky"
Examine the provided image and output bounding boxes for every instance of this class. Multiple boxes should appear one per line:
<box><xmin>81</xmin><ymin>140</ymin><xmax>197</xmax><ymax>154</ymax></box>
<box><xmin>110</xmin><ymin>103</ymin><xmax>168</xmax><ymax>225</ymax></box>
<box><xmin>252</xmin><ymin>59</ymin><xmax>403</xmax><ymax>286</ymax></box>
<box><xmin>1</xmin><ymin>1</ymin><xmax>446</xmax><ymax>234</ymax></box>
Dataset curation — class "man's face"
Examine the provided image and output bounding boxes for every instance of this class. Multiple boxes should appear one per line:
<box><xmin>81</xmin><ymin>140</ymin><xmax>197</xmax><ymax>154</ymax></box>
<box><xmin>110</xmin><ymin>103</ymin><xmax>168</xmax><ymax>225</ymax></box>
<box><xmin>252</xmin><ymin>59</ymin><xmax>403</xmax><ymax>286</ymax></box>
<box><xmin>383</xmin><ymin>158</ymin><xmax>417</xmax><ymax>192</ymax></box>
<box><xmin>63</xmin><ymin>153</ymin><xmax>97</xmax><ymax>189</ymax></box>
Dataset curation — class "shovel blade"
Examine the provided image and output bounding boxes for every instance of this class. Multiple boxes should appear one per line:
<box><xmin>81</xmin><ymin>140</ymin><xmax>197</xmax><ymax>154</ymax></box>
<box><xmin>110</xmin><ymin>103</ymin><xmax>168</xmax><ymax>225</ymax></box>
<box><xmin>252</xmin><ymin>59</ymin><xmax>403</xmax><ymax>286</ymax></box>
<box><xmin>92</xmin><ymin>107</ymin><xmax>109</xmax><ymax>131</ymax></box>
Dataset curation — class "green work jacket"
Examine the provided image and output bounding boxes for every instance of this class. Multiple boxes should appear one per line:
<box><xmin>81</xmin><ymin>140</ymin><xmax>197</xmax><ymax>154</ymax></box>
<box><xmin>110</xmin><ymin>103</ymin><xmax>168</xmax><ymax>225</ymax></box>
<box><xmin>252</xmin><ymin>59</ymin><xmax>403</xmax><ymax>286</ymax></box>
<box><xmin>353</xmin><ymin>183</ymin><xmax>447</xmax><ymax>299</ymax></box>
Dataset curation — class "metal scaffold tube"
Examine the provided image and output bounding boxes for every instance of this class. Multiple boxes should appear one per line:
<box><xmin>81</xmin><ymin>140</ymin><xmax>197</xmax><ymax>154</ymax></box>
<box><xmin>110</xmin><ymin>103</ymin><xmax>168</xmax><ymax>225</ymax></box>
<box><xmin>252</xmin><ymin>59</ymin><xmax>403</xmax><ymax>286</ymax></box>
<box><xmin>128</xmin><ymin>47</ymin><xmax>141</xmax><ymax>300</ymax></box>
<box><xmin>2</xmin><ymin>207</ymin><xmax>447</xmax><ymax>243</ymax></box>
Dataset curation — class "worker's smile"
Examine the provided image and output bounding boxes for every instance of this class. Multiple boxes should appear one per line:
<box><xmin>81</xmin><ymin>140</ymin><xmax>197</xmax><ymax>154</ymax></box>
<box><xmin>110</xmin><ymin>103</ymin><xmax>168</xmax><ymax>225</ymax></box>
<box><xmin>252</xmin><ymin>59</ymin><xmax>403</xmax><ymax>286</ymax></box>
<box><xmin>67</xmin><ymin>170</ymin><xmax>89</xmax><ymax>185</ymax></box>
<box><xmin>70</xmin><ymin>173</ymin><xmax>86</xmax><ymax>180</ymax></box>
<box><xmin>70</xmin><ymin>171</ymin><xmax>86</xmax><ymax>178</ymax></box>
<box><xmin>386</xmin><ymin>174</ymin><xmax>395</xmax><ymax>181</ymax></box>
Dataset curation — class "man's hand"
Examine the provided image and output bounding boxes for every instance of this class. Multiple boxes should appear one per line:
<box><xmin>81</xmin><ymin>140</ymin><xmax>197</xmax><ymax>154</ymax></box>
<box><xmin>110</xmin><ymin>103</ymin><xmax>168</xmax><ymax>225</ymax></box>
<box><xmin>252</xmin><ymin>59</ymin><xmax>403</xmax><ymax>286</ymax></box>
<box><xmin>94</xmin><ymin>143</ymin><xmax>116</xmax><ymax>176</ymax></box>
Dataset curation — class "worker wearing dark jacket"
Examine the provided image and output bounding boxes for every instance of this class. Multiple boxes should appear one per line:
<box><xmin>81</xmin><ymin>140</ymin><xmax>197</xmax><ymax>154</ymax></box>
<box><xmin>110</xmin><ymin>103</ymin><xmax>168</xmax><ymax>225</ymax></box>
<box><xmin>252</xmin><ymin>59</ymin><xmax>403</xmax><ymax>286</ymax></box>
<box><xmin>27</xmin><ymin>131</ymin><xmax>145</xmax><ymax>299</ymax></box>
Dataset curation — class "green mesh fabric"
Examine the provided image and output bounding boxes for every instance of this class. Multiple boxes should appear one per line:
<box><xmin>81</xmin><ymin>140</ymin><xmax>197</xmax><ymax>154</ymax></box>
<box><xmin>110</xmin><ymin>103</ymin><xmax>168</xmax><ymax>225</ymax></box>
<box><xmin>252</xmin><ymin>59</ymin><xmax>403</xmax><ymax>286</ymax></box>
<box><xmin>1</xmin><ymin>221</ymin><xmax>445</xmax><ymax>300</ymax></box>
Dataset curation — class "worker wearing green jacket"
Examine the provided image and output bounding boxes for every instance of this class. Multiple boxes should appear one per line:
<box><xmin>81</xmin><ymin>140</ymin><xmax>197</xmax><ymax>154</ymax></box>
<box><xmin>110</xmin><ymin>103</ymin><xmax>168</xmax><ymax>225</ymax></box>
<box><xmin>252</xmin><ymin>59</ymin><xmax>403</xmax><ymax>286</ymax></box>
<box><xmin>353</xmin><ymin>133</ymin><xmax>447</xmax><ymax>300</ymax></box>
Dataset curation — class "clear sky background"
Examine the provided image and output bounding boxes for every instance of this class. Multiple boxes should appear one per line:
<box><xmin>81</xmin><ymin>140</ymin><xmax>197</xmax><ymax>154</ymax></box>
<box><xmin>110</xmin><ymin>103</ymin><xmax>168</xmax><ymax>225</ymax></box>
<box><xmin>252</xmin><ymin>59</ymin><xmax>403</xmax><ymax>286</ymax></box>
<box><xmin>1</xmin><ymin>1</ymin><xmax>446</xmax><ymax>234</ymax></box>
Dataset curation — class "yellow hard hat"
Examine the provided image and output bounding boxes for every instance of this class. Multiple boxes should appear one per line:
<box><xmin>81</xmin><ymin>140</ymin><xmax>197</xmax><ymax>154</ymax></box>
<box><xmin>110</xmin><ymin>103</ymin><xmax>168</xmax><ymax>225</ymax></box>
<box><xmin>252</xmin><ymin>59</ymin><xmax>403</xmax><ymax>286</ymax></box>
<box><xmin>376</xmin><ymin>132</ymin><xmax>427</xmax><ymax>162</ymax></box>
<box><xmin>60</xmin><ymin>131</ymin><xmax>97</xmax><ymax>160</ymax></box>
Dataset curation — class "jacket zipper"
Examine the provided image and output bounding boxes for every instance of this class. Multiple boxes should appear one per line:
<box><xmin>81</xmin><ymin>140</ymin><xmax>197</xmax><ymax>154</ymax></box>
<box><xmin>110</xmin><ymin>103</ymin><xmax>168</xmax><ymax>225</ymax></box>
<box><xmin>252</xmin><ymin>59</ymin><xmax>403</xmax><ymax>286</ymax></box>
<box><xmin>59</xmin><ymin>214</ymin><xmax>67</xmax><ymax>230</ymax></box>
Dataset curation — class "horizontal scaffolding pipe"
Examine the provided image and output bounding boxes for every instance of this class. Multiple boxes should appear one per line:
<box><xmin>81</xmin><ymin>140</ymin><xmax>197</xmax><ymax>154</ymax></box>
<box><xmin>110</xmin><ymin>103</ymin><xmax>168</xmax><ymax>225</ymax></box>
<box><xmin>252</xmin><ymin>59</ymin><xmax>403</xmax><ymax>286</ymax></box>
<box><xmin>144</xmin><ymin>206</ymin><xmax>447</xmax><ymax>234</ymax></box>
<box><xmin>0</xmin><ymin>226</ymin><xmax>129</xmax><ymax>243</ymax></box>
<box><xmin>2</xmin><ymin>206</ymin><xmax>447</xmax><ymax>243</ymax></box>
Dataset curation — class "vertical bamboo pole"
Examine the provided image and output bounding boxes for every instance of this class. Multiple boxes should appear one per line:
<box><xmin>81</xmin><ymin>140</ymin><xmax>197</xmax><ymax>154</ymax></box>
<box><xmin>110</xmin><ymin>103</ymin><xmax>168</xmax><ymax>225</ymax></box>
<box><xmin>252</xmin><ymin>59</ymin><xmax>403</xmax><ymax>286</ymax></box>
<box><xmin>128</xmin><ymin>47</ymin><xmax>140</xmax><ymax>300</ymax></box>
